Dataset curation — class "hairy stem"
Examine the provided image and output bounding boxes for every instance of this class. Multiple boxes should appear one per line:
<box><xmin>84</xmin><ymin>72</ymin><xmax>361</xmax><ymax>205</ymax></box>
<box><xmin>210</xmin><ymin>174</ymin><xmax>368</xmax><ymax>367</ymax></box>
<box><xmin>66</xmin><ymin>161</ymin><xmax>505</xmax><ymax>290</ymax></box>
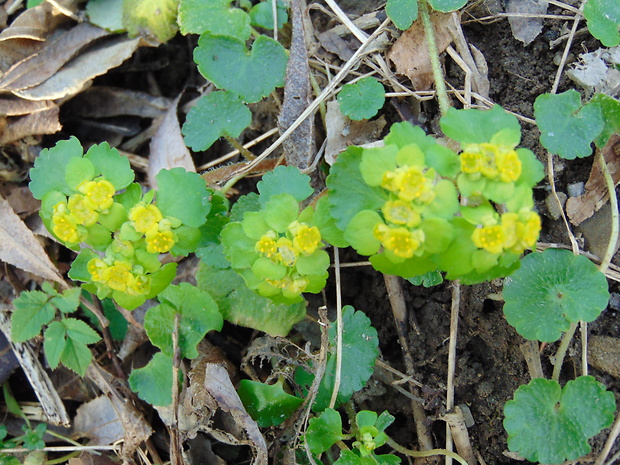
<box><xmin>552</xmin><ymin>321</ymin><xmax>578</xmax><ymax>382</ymax></box>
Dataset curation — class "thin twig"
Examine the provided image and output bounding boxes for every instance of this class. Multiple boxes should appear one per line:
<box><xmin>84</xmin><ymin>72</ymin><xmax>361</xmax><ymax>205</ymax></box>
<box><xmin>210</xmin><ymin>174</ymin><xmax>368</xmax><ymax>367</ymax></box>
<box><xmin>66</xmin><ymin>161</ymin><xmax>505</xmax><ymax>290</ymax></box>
<box><xmin>169</xmin><ymin>313</ymin><xmax>181</xmax><ymax>465</ymax></box>
<box><xmin>329</xmin><ymin>248</ymin><xmax>343</xmax><ymax>409</ymax></box>
<box><xmin>445</xmin><ymin>281</ymin><xmax>461</xmax><ymax>465</ymax></box>
<box><xmin>550</xmin><ymin>1</ymin><xmax>583</xmax><ymax>94</ymax></box>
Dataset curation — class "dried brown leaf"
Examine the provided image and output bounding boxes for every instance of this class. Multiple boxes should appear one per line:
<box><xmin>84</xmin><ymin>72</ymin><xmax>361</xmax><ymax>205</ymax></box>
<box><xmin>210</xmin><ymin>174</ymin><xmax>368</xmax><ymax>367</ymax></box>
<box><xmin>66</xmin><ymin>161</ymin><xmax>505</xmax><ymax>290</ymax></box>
<box><xmin>0</xmin><ymin>95</ymin><xmax>55</xmax><ymax>116</ymax></box>
<box><xmin>0</xmin><ymin>106</ymin><xmax>61</xmax><ymax>144</ymax></box>
<box><xmin>148</xmin><ymin>93</ymin><xmax>195</xmax><ymax>188</ymax></box>
<box><xmin>74</xmin><ymin>396</ymin><xmax>124</xmax><ymax>445</ymax></box>
<box><xmin>0</xmin><ymin>195</ymin><xmax>63</xmax><ymax>284</ymax></box>
<box><xmin>388</xmin><ymin>12</ymin><xmax>453</xmax><ymax>91</ymax></box>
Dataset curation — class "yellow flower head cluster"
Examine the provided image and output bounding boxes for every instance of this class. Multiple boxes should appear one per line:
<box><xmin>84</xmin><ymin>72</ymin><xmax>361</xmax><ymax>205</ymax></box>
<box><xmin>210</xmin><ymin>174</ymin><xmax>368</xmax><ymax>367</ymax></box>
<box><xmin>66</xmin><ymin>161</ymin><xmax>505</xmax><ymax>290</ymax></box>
<box><xmin>51</xmin><ymin>178</ymin><xmax>116</xmax><ymax>243</ymax></box>
<box><xmin>381</xmin><ymin>165</ymin><xmax>436</xmax><ymax>204</ymax></box>
<box><xmin>128</xmin><ymin>203</ymin><xmax>176</xmax><ymax>254</ymax></box>
<box><xmin>472</xmin><ymin>211</ymin><xmax>541</xmax><ymax>255</ymax></box>
<box><xmin>374</xmin><ymin>223</ymin><xmax>425</xmax><ymax>259</ymax></box>
<box><xmin>460</xmin><ymin>143</ymin><xmax>522</xmax><ymax>183</ymax></box>
<box><xmin>267</xmin><ymin>276</ymin><xmax>309</xmax><ymax>294</ymax></box>
<box><xmin>87</xmin><ymin>258</ymin><xmax>150</xmax><ymax>296</ymax></box>
<box><xmin>255</xmin><ymin>221</ymin><xmax>322</xmax><ymax>267</ymax></box>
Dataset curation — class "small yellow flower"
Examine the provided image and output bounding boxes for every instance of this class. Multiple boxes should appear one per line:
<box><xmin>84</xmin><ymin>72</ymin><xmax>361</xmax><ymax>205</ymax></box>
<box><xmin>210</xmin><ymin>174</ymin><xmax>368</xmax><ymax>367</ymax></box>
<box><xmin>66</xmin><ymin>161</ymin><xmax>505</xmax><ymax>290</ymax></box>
<box><xmin>382</xmin><ymin>199</ymin><xmax>421</xmax><ymax>227</ymax></box>
<box><xmin>269</xmin><ymin>276</ymin><xmax>308</xmax><ymax>294</ymax></box>
<box><xmin>87</xmin><ymin>258</ymin><xmax>108</xmax><ymax>282</ymax></box>
<box><xmin>478</xmin><ymin>144</ymin><xmax>500</xmax><ymax>179</ymax></box>
<box><xmin>291</xmin><ymin>223</ymin><xmax>321</xmax><ymax>255</ymax></box>
<box><xmin>52</xmin><ymin>212</ymin><xmax>83</xmax><ymax>243</ymax></box>
<box><xmin>374</xmin><ymin>223</ymin><xmax>424</xmax><ymax>258</ymax></box>
<box><xmin>521</xmin><ymin>211</ymin><xmax>541</xmax><ymax>248</ymax></box>
<box><xmin>129</xmin><ymin>204</ymin><xmax>163</xmax><ymax>234</ymax></box>
<box><xmin>461</xmin><ymin>143</ymin><xmax>522</xmax><ymax>184</ymax></box>
<box><xmin>500</xmin><ymin>212</ymin><xmax>520</xmax><ymax>250</ymax></box>
<box><xmin>111</xmin><ymin>237</ymin><xmax>135</xmax><ymax>258</ymax></box>
<box><xmin>100</xmin><ymin>261</ymin><xmax>135</xmax><ymax>292</ymax></box>
<box><xmin>275</xmin><ymin>237</ymin><xmax>298</xmax><ymax>266</ymax></box>
<box><xmin>67</xmin><ymin>194</ymin><xmax>98</xmax><ymax>227</ymax></box>
<box><xmin>79</xmin><ymin>179</ymin><xmax>115</xmax><ymax>211</ymax></box>
<box><xmin>145</xmin><ymin>229</ymin><xmax>176</xmax><ymax>254</ymax></box>
<box><xmin>472</xmin><ymin>225</ymin><xmax>505</xmax><ymax>255</ymax></box>
<box><xmin>382</xmin><ymin>166</ymin><xmax>435</xmax><ymax>203</ymax></box>
<box><xmin>460</xmin><ymin>150</ymin><xmax>482</xmax><ymax>174</ymax></box>
<box><xmin>256</xmin><ymin>234</ymin><xmax>278</xmax><ymax>258</ymax></box>
<box><xmin>128</xmin><ymin>274</ymin><xmax>150</xmax><ymax>296</ymax></box>
<box><xmin>496</xmin><ymin>149</ymin><xmax>522</xmax><ymax>182</ymax></box>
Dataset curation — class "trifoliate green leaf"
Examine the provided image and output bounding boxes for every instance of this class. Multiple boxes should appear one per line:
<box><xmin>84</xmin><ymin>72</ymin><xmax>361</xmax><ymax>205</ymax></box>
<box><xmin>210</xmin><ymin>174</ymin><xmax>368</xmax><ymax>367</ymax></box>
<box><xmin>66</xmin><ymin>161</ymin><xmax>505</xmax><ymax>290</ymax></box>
<box><xmin>29</xmin><ymin>137</ymin><xmax>83</xmax><ymax>199</ymax></box>
<box><xmin>11</xmin><ymin>290</ymin><xmax>55</xmax><ymax>343</ymax></box>
<box><xmin>183</xmin><ymin>91</ymin><xmax>252</xmax><ymax>151</ymax></box>
<box><xmin>386</xmin><ymin>0</ymin><xmax>418</xmax><ymax>30</ymax></box>
<box><xmin>503</xmin><ymin>248</ymin><xmax>610</xmax><ymax>342</ymax></box>
<box><xmin>257</xmin><ymin>165</ymin><xmax>313</xmax><ymax>206</ymax></box>
<box><xmin>86</xmin><ymin>0</ymin><xmax>124</xmax><ymax>32</ymax></box>
<box><xmin>306</xmin><ymin>408</ymin><xmax>345</xmax><ymax>454</ymax></box>
<box><xmin>249</xmin><ymin>0</ymin><xmax>288</xmax><ymax>30</ymax></box>
<box><xmin>50</xmin><ymin>287</ymin><xmax>81</xmax><ymax>314</ymax></box>
<box><xmin>427</xmin><ymin>0</ymin><xmax>467</xmax><ymax>12</ymax></box>
<box><xmin>337</xmin><ymin>77</ymin><xmax>385</xmax><ymax>121</ymax></box>
<box><xmin>178</xmin><ymin>0</ymin><xmax>251</xmax><ymax>39</ymax></box>
<box><xmin>85</xmin><ymin>142</ymin><xmax>134</xmax><ymax>190</ymax></box>
<box><xmin>156</xmin><ymin>168</ymin><xmax>211</xmax><ymax>228</ymax></box>
<box><xmin>144</xmin><ymin>283</ymin><xmax>222</xmax><ymax>359</ymax></box>
<box><xmin>589</xmin><ymin>93</ymin><xmax>620</xmax><ymax>148</ymax></box>
<box><xmin>123</xmin><ymin>0</ymin><xmax>179</xmax><ymax>42</ymax></box>
<box><xmin>440</xmin><ymin>105</ymin><xmax>521</xmax><ymax>145</ymax></box>
<box><xmin>238</xmin><ymin>379</ymin><xmax>303</xmax><ymax>427</ymax></box>
<box><xmin>129</xmin><ymin>352</ymin><xmax>176</xmax><ymax>406</ymax></box>
<box><xmin>43</xmin><ymin>318</ymin><xmax>100</xmax><ymax>375</ymax></box>
<box><xmin>21</xmin><ymin>424</ymin><xmax>47</xmax><ymax>451</ymax></box>
<box><xmin>194</xmin><ymin>34</ymin><xmax>287</xmax><ymax>103</ymax></box>
<box><xmin>504</xmin><ymin>376</ymin><xmax>616</xmax><ymax>464</ymax></box>
<box><xmin>583</xmin><ymin>0</ymin><xmax>620</xmax><ymax>47</ymax></box>
<box><xmin>534</xmin><ymin>90</ymin><xmax>604</xmax><ymax>159</ymax></box>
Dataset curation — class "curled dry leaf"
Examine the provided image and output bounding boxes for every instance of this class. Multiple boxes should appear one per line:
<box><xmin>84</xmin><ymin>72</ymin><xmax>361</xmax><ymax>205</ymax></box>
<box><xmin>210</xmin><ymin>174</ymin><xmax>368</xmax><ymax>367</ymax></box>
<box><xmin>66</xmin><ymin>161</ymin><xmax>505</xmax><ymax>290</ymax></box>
<box><xmin>388</xmin><ymin>12</ymin><xmax>453</xmax><ymax>91</ymax></box>
<box><xmin>74</xmin><ymin>395</ymin><xmax>124</xmax><ymax>445</ymax></box>
<box><xmin>506</xmin><ymin>0</ymin><xmax>548</xmax><ymax>46</ymax></box>
<box><xmin>0</xmin><ymin>105</ymin><xmax>61</xmax><ymax>144</ymax></box>
<box><xmin>0</xmin><ymin>95</ymin><xmax>55</xmax><ymax>116</ymax></box>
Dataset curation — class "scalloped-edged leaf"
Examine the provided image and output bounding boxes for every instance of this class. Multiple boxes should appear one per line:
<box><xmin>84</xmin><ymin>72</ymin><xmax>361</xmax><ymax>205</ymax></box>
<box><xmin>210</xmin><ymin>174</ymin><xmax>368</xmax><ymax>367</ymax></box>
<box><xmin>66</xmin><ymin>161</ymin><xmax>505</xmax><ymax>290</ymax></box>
<box><xmin>440</xmin><ymin>105</ymin><xmax>521</xmax><ymax>145</ymax></box>
<box><xmin>534</xmin><ymin>90</ymin><xmax>604</xmax><ymax>159</ymax></box>
<box><xmin>43</xmin><ymin>318</ymin><xmax>100</xmax><ymax>375</ymax></box>
<box><xmin>155</xmin><ymin>168</ymin><xmax>211</xmax><ymax>227</ymax></box>
<box><xmin>194</xmin><ymin>34</ymin><xmax>287</xmax><ymax>103</ymax></box>
<box><xmin>11</xmin><ymin>290</ymin><xmax>55</xmax><ymax>342</ymax></box>
<box><xmin>427</xmin><ymin>0</ymin><xmax>467</xmax><ymax>12</ymax></box>
<box><xmin>257</xmin><ymin>165</ymin><xmax>313</xmax><ymax>206</ymax></box>
<box><xmin>306</xmin><ymin>408</ymin><xmax>345</xmax><ymax>454</ymax></box>
<box><xmin>504</xmin><ymin>376</ymin><xmax>616</xmax><ymax>464</ymax></box>
<box><xmin>407</xmin><ymin>270</ymin><xmax>444</xmax><ymax>287</ymax></box>
<box><xmin>182</xmin><ymin>91</ymin><xmax>252</xmax><ymax>151</ymax></box>
<box><xmin>238</xmin><ymin>379</ymin><xmax>303</xmax><ymax>427</ymax></box>
<box><xmin>249</xmin><ymin>0</ymin><xmax>288</xmax><ymax>30</ymax></box>
<box><xmin>589</xmin><ymin>93</ymin><xmax>620</xmax><ymax>148</ymax></box>
<box><xmin>178</xmin><ymin>0</ymin><xmax>251</xmax><ymax>39</ymax></box>
<box><xmin>386</xmin><ymin>0</ymin><xmax>418</xmax><ymax>30</ymax></box>
<box><xmin>144</xmin><ymin>283</ymin><xmax>223</xmax><ymax>359</ymax></box>
<box><xmin>337</xmin><ymin>77</ymin><xmax>385</xmax><ymax>121</ymax></box>
<box><xmin>29</xmin><ymin>137</ymin><xmax>84</xmax><ymax>199</ymax></box>
<box><xmin>85</xmin><ymin>142</ymin><xmax>134</xmax><ymax>190</ymax></box>
<box><xmin>583</xmin><ymin>0</ymin><xmax>620</xmax><ymax>47</ymax></box>
<box><xmin>503</xmin><ymin>248</ymin><xmax>610</xmax><ymax>342</ymax></box>
<box><xmin>129</xmin><ymin>352</ymin><xmax>175</xmax><ymax>406</ymax></box>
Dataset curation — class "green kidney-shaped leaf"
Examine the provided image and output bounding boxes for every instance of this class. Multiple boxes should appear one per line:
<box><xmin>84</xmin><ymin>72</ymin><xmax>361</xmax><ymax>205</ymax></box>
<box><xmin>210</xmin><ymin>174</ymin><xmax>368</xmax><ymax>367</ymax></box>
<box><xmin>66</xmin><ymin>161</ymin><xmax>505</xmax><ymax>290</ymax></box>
<box><xmin>29</xmin><ymin>137</ymin><xmax>84</xmax><ymax>199</ymax></box>
<box><xmin>589</xmin><ymin>93</ymin><xmax>620</xmax><ymax>148</ymax></box>
<box><xmin>583</xmin><ymin>0</ymin><xmax>620</xmax><ymax>47</ymax></box>
<box><xmin>183</xmin><ymin>91</ymin><xmax>252</xmax><ymax>151</ymax></box>
<box><xmin>85</xmin><ymin>142</ymin><xmax>134</xmax><ymax>190</ymax></box>
<box><xmin>534</xmin><ymin>90</ymin><xmax>604</xmax><ymax>159</ymax></box>
<box><xmin>504</xmin><ymin>376</ymin><xmax>616</xmax><ymax>464</ymax></box>
<box><xmin>194</xmin><ymin>34</ymin><xmax>287</xmax><ymax>103</ymax></box>
<box><xmin>238</xmin><ymin>379</ymin><xmax>303</xmax><ymax>427</ymax></box>
<box><xmin>156</xmin><ymin>168</ymin><xmax>211</xmax><ymax>228</ymax></box>
<box><xmin>503</xmin><ymin>248</ymin><xmax>610</xmax><ymax>342</ymax></box>
<box><xmin>427</xmin><ymin>0</ymin><xmax>467</xmax><ymax>12</ymax></box>
<box><xmin>144</xmin><ymin>283</ymin><xmax>222</xmax><ymax>359</ymax></box>
<box><xmin>11</xmin><ymin>290</ymin><xmax>55</xmax><ymax>343</ymax></box>
<box><xmin>257</xmin><ymin>165</ymin><xmax>313</xmax><ymax>206</ymax></box>
<box><xmin>386</xmin><ymin>0</ymin><xmax>418</xmax><ymax>30</ymax></box>
<box><xmin>306</xmin><ymin>408</ymin><xmax>345</xmax><ymax>454</ymax></box>
<box><xmin>129</xmin><ymin>352</ymin><xmax>175</xmax><ymax>406</ymax></box>
<box><xmin>337</xmin><ymin>77</ymin><xmax>385</xmax><ymax>121</ymax></box>
<box><xmin>440</xmin><ymin>105</ymin><xmax>521</xmax><ymax>145</ymax></box>
<box><xmin>178</xmin><ymin>0</ymin><xmax>251</xmax><ymax>39</ymax></box>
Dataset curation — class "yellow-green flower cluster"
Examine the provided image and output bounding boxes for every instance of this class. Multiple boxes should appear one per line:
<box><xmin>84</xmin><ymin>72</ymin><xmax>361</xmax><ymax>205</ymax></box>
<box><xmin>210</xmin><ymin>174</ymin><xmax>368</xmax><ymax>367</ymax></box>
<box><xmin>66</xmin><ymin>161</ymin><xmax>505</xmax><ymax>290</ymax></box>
<box><xmin>87</xmin><ymin>257</ymin><xmax>150</xmax><ymax>296</ymax></box>
<box><xmin>128</xmin><ymin>203</ymin><xmax>177</xmax><ymax>254</ymax></box>
<box><xmin>472</xmin><ymin>210</ymin><xmax>541</xmax><ymax>256</ymax></box>
<box><xmin>51</xmin><ymin>178</ymin><xmax>116</xmax><ymax>244</ymax></box>
<box><xmin>460</xmin><ymin>142</ymin><xmax>522</xmax><ymax>183</ymax></box>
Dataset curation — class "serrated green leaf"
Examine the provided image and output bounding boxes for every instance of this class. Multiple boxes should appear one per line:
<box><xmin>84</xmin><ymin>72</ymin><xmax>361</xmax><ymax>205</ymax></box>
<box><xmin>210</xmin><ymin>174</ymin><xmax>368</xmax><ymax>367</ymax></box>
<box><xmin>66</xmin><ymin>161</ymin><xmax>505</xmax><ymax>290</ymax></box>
<box><xmin>123</xmin><ymin>0</ymin><xmax>179</xmax><ymax>42</ymax></box>
<box><xmin>156</xmin><ymin>168</ymin><xmax>211</xmax><ymax>228</ymax></box>
<box><xmin>534</xmin><ymin>90</ymin><xmax>604</xmax><ymax>159</ymax></box>
<box><xmin>503</xmin><ymin>248</ymin><xmax>610</xmax><ymax>342</ymax></box>
<box><xmin>178</xmin><ymin>0</ymin><xmax>251</xmax><ymax>39</ymax></box>
<box><xmin>50</xmin><ymin>287</ymin><xmax>81</xmax><ymax>314</ymax></box>
<box><xmin>43</xmin><ymin>319</ymin><xmax>99</xmax><ymax>375</ymax></box>
<box><xmin>65</xmin><ymin>157</ymin><xmax>96</xmax><ymax>191</ymax></box>
<box><xmin>504</xmin><ymin>376</ymin><xmax>616</xmax><ymax>464</ymax></box>
<box><xmin>427</xmin><ymin>0</ymin><xmax>467</xmax><ymax>12</ymax></box>
<box><xmin>257</xmin><ymin>165</ymin><xmax>313</xmax><ymax>206</ymax></box>
<box><xmin>440</xmin><ymin>105</ymin><xmax>521</xmax><ymax>145</ymax></box>
<box><xmin>386</xmin><ymin>0</ymin><xmax>418</xmax><ymax>30</ymax></box>
<box><xmin>407</xmin><ymin>270</ymin><xmax>443</xmax><ymax>287</ymax></box>
<box><xmin>337</xmin><ymin>77</ymin><xmax>385</xmax><ymax>121</ymax></box>
<box><xmin>194</xmin><ymin>34</ymin><xmax>287</xmax><ymax>103</ymax></box>
<box><xmin>230</xmin><ymin>192</ymin><xmax>260</xmax><ymax>222</ymax></box>
<box><xmin>42</xmin><ymin>321</ymin><xmax>65</xmax><ymax>369</ymax></box>
<box><xmin>583</xmin><ymin>0</ymin><xmax>620</xmax><ymax>47</ymax></box>
<box><xmin>249</xmin><ymin>0</ymin><xmax>288</xmax><ymax>30</ymax></box>
<box><xmin>238</xmin><ymin>379</ymin><xmax>303</xmax><ymax>427</ymax></box>
<box><xmin>306</xmin><ymin>408</ymin><xmax>345</xmax><ymax>454</ymax></box>
<box><xmin>589</xmin><ymin>93</ymin><xmax>620</xmax><ymax>147</ymax></box>
<box><xmin>144</xmin><ymin>283</ymin><xmax>222</xmax><ymax>359</ymax></box>
<box><xmin>182</xmin><ymin>91</ymin><xmax>252</xmax><ymax>151</ymax></box>
<box><xmin>29</xmin><ymin>137</ymin><xmax>83</xmax><ymax>199</ymax></box>
<box><xmin>129</xmin><ymin>352</ymin><xmax>175</xmax><ymax>406</ymax></box>
<box><xmin>62</xmin><ymin>318</ymin><xmax>101</xmax><ymax>345</ymax></box>
<box><xmin>11</xmin><ymin>291</ymin><xmax>55</xmax><ymax>342</ymax></box>
<box><xmin>85</xmin><ymin>142</ymin><xmax>134</xmax><ymax>190</ymax></box>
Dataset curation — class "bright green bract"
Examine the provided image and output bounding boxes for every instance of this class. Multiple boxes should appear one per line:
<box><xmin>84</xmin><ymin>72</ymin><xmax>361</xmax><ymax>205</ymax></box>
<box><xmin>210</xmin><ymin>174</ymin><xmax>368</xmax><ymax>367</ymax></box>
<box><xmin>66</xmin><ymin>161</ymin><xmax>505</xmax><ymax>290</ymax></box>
<box><xmin>503</xmin><ymin>248</ymin><xmax>610</xmax><ymax>342</ymax></box>
<box><xmin>504</xmin><ymin>376</ymin><xmax>616</xmax><ymax>464</ymax></box>
<box><xmin>337</xmin><ymin>77</ymin><xmax>385</xmax><ymax>121</ymax></box>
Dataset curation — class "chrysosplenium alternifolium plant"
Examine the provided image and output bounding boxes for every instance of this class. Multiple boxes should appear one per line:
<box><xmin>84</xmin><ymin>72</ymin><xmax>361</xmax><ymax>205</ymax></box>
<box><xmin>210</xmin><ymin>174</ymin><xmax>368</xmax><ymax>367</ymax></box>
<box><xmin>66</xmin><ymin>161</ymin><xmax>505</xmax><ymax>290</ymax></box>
<box><xmin>29</xmin><ymin>137</ymin><xmax>214</xmax><ymax>310</ymax></box>
<box><xmin>326</xmin><ymin>105</ymin><xmax>545</xmax><ymax>284</ymax></box>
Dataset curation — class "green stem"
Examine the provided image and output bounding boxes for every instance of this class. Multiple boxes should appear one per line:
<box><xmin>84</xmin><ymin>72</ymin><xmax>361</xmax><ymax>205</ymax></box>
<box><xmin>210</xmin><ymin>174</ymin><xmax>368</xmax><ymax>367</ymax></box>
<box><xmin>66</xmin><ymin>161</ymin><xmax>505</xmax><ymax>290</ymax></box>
<box><xmin>386</xmin><ymin>437</ymin><xmax>469</xmax><ymax>465</ymax></box>
<box><xmin>552</xmin><ymin>321</ymin><xmax>578</xmax><ymax>382</ymax></box>
<box><xmin>224</xmin><ymin>135</ymin><xmax>255</xmax><ymax>161</ymax></box>
<box><xmin>596</xmin><ymin>149</ymin><xmax>618</xmax><ymax>274</ymax></box>
<box><xmin>419</xmin><ymin>0</ymin><xmax>451</xmax><ymax>116</ymax></box>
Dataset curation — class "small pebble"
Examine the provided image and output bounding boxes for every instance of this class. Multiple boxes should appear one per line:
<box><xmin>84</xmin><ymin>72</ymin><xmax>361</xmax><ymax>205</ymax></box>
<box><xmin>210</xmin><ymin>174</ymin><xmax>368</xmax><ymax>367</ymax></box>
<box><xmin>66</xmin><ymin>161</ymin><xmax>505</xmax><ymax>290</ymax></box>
<box><xmin>567</xmin><ymin>182</ymin><xmax>584</xmax><ymax>198</ymax></box>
